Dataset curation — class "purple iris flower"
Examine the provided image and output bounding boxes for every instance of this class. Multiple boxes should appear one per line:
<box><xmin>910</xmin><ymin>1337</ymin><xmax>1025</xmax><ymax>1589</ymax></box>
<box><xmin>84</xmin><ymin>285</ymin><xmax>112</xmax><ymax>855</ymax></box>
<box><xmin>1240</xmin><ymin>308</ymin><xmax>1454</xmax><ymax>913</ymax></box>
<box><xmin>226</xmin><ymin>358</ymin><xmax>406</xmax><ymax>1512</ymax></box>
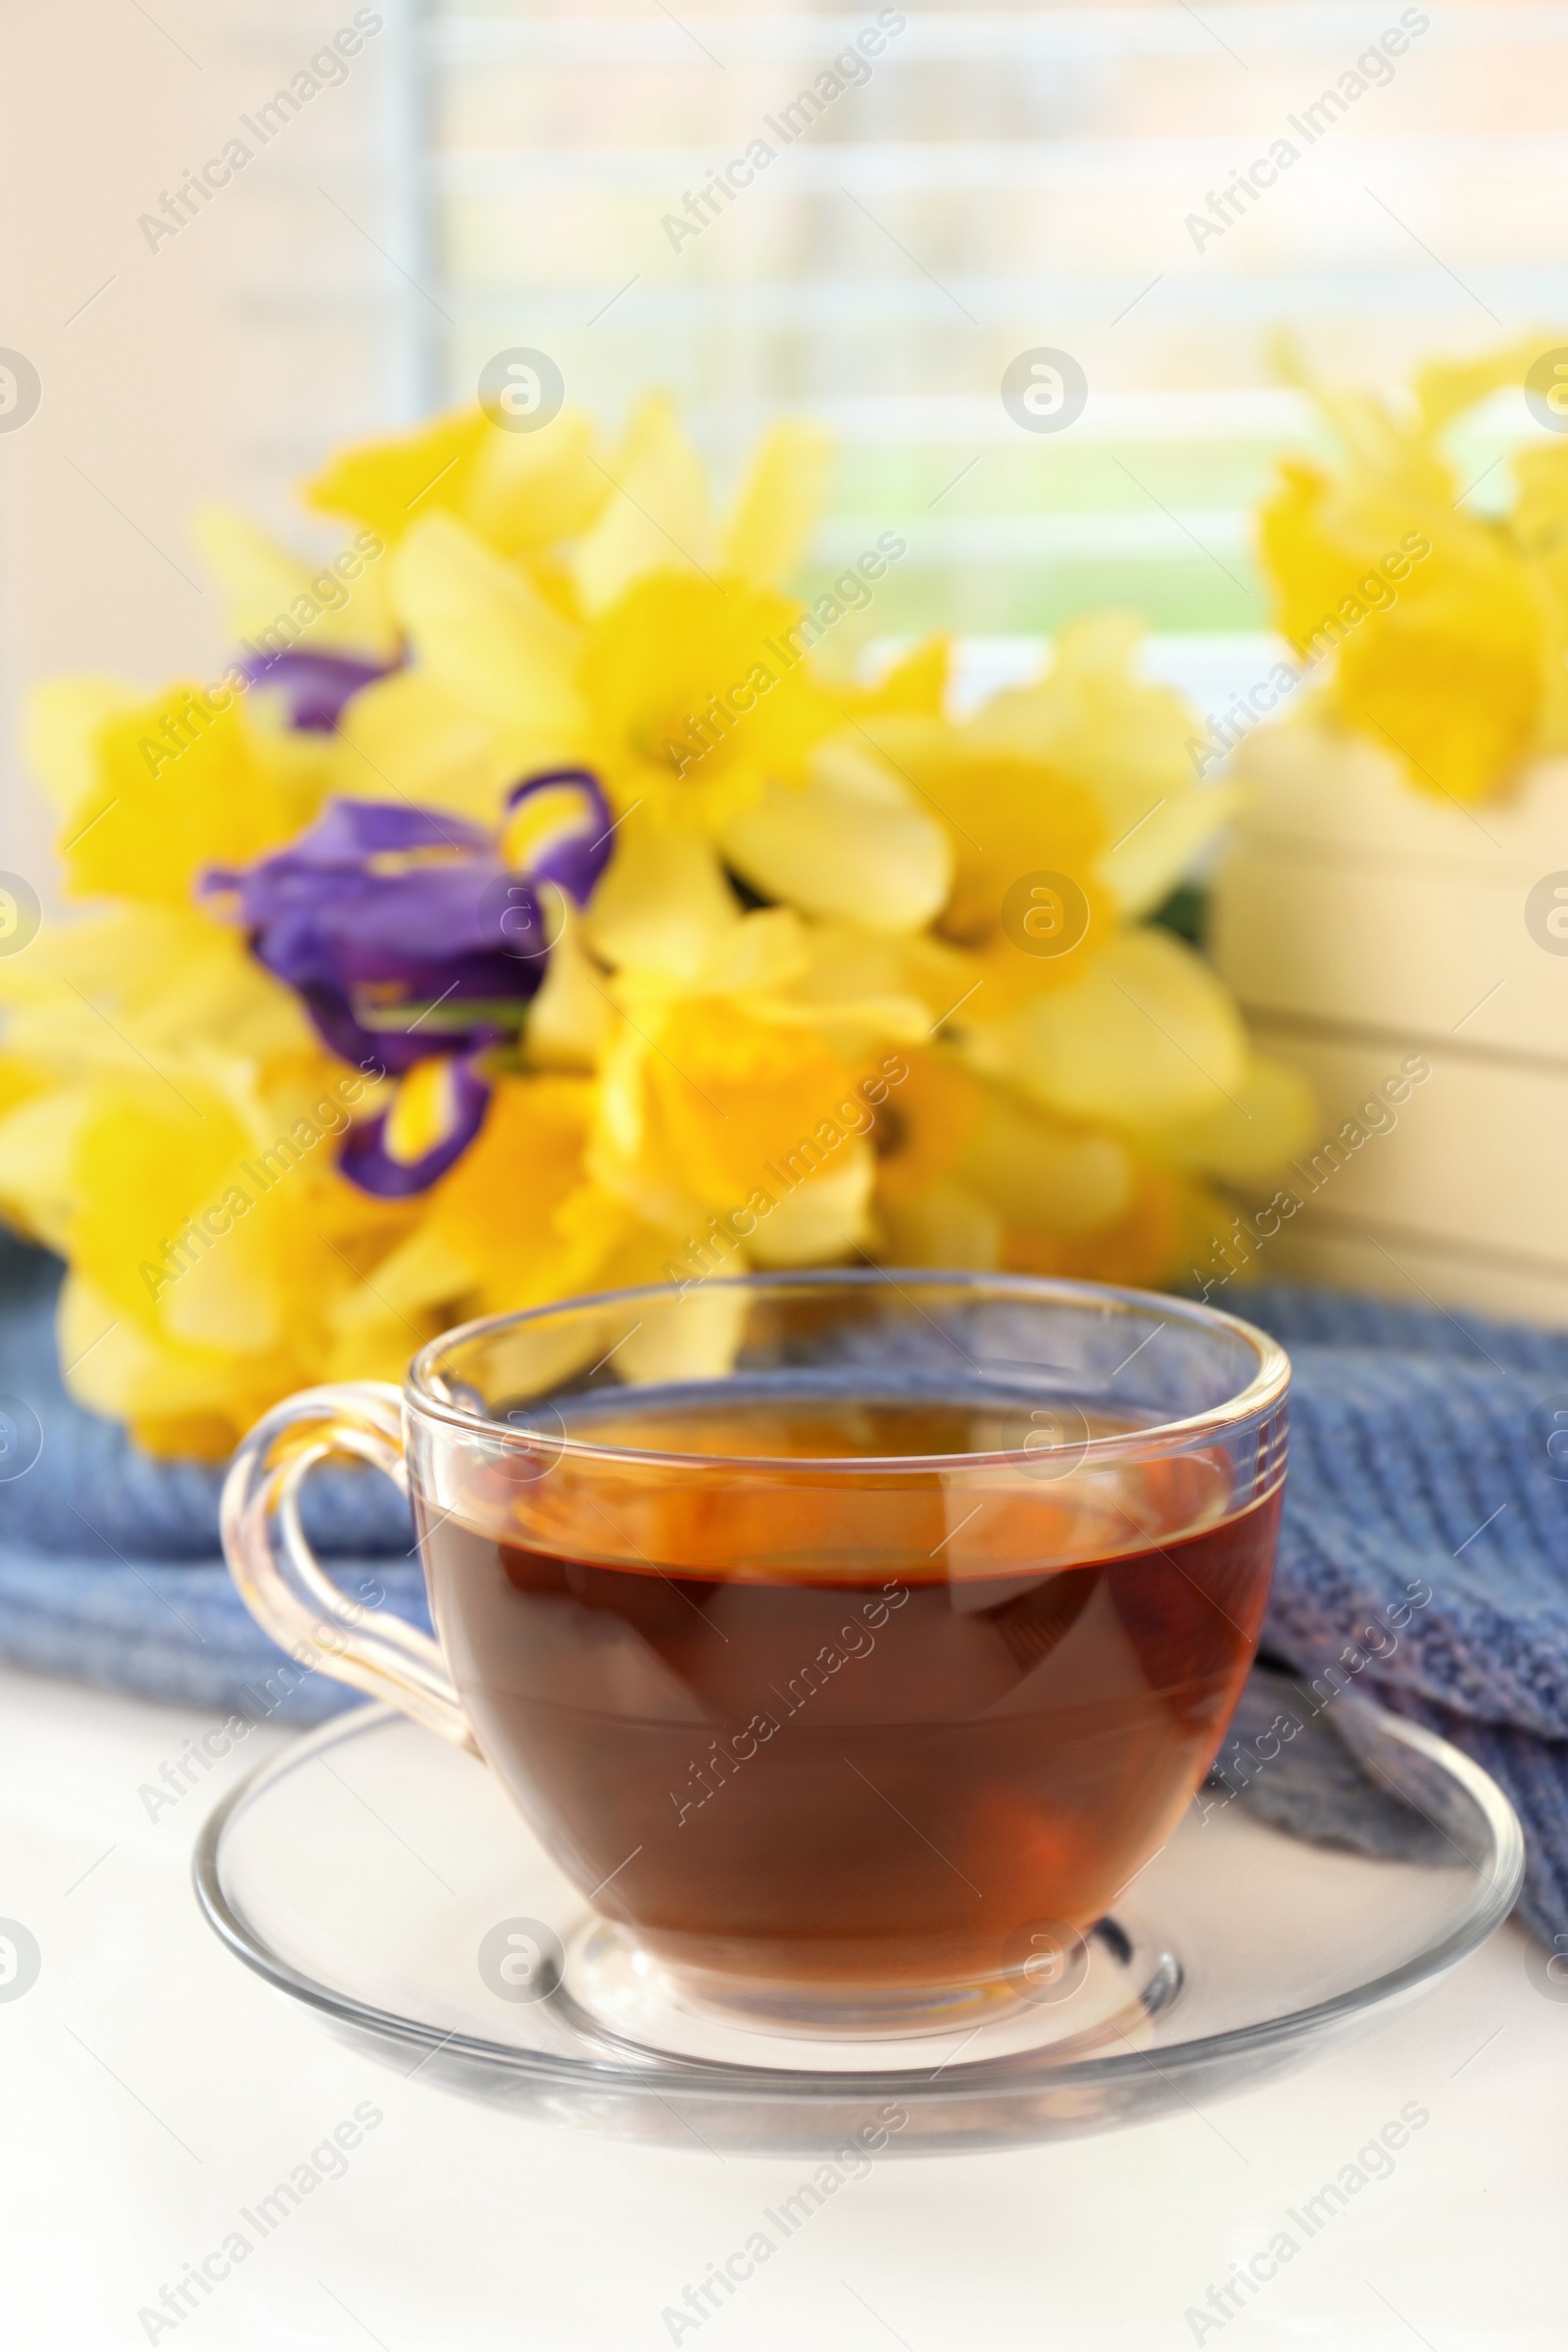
<box><xmin>500</xmin><ymin>768</ymin><xmax>614</xmax><ymax>906</ymax></box>
<box><xmin>202</xmin><ymin>799</ymin><xmax>549</xmax><ymax>1078</ymax></box>
<box><xmin>240</xmin><ymin>648</ymin><xmax>400</xmax><ymax>733</ymax></box>
<box><xmin>201</xmin><ymin>775</ymin><xmax>615</xmax><ymax>1200</ymax></box>
<box><xmin>338</xmin><ymin>1057</ymin><xmax>494</xmax><ymax>1198</ymax></box>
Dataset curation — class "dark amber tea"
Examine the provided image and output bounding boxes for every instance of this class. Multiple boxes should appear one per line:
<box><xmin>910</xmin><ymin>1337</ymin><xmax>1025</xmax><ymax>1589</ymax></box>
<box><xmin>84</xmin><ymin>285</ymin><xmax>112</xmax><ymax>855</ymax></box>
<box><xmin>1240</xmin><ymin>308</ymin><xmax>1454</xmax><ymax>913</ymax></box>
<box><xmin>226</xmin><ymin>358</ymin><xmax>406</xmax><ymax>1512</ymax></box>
<box><xmin>417</xmin><ymin>1390</ymin><xmax>1280</xmax><ymax>2005</ymax></box>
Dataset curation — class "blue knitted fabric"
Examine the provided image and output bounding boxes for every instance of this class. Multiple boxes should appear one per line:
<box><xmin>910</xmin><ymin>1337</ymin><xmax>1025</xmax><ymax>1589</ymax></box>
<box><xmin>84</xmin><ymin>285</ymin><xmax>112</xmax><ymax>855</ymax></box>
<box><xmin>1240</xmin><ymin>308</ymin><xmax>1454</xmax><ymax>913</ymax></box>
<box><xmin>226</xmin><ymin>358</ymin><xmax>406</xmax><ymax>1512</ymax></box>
<box><xmin>0</xmin><ymin>1237</ymin><xmax>428</xmax><ymax>1730</ymax></box>
<box><xmin>0</xmin><ymin>1238</ymin><xmax>1561</xmax><ymax>1942</ymax></box>
<box><xmin>1237</xmin><ymin>1280</ymin><xmax>1568</xmax><ymax>1951</ymax></box>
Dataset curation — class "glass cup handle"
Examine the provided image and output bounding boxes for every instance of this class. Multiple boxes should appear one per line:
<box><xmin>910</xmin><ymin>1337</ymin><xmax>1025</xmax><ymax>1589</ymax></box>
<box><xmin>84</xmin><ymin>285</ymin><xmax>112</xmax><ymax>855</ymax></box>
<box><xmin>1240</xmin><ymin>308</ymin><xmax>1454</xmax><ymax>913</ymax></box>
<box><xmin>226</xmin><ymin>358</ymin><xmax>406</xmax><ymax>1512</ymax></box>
<box><xmin>220</xmin><ymin>1381</ymin><xmax>476</xmax><ymax>1753</ymax></box>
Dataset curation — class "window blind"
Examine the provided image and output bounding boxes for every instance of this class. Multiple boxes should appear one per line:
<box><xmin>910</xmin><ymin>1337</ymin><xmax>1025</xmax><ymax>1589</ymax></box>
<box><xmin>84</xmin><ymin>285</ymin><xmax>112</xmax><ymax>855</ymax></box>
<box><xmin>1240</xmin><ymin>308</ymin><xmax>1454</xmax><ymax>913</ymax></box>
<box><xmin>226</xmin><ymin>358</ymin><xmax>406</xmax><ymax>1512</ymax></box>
<box><xmin>380</xmin><ymin>0</ymin><xmax>1568</xmax><ymax>648</ymax></box>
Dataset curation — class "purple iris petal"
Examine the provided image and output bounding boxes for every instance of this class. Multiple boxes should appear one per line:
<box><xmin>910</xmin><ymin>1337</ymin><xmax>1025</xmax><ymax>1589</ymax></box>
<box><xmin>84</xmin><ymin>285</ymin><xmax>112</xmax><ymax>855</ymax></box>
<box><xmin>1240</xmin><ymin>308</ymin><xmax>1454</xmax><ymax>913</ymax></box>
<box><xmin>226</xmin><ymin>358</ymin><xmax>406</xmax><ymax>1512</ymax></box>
<box><xmin>339</xmin><ymin>1062</ymin><xmax>492</xmax><ymax>1198</ymax></box>
<box><xmin>240</xmin><ymin>649</ymin><xmax>399</xmax><ymax>732</ymax></box>
<box><xmin>201</xmin><ymin>799</ymin><xmax>549</xmax><ymax>1076</ymax></box>
<box><xmin>502</xmin><ymin>767</ymin><xmax>614</xmax><ymax>906</ymax></box>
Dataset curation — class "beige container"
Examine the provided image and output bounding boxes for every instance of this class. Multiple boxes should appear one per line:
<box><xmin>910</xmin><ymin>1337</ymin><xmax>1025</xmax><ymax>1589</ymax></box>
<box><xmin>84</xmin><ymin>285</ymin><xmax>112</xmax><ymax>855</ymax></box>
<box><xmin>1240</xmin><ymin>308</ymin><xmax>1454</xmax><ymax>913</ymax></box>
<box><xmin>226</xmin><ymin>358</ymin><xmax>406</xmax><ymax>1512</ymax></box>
<box><xmin>1209</xmin><ymin>721</ymin><xmax>1568</xmax><ymax>1323</ymax></box>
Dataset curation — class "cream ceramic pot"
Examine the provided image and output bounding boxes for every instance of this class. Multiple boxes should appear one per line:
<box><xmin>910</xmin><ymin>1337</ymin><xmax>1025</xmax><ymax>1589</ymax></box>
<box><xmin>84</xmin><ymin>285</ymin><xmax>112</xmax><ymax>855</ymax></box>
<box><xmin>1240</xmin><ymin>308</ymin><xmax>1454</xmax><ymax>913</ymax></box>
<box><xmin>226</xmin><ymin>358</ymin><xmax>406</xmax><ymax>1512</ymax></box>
<box><xmin>1210</xmin><ymin>720</ymin><xmax>1568</xmax><ymax>1324</ymax></box>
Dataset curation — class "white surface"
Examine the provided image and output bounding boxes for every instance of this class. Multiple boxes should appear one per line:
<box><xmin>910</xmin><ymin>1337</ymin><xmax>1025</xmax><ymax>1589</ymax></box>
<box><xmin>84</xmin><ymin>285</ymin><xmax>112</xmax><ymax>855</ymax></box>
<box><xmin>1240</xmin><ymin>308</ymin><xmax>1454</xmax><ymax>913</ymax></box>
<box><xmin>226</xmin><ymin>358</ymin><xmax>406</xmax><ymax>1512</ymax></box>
<box><xmin>1</xmin><ymin>1662</ymin><xmax>1565</xmax><ymax>2350</ymax></box>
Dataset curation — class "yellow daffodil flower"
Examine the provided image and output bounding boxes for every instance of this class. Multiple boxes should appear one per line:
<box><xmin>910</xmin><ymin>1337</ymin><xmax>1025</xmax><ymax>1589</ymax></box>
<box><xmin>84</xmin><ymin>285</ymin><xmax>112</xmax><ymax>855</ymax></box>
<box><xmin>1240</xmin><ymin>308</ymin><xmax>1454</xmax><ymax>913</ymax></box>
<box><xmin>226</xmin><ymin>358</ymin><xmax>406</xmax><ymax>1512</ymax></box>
<box><xmin>1258</xmin><ymin>335</ymin><xmax>1568</xmax><ymax>802</ymax></box>
<box><xmin>586</xmin><ymin>889</ymin><xmax>927</xmax><ymax>1274</ymax></box>
<box><xmin>27</xmin><ymin>680</ymin><xmax>329</xmax><ymax>906</ymax></box>
<box><xmin>334</xmin><ymin>397</ymin><xmax>852</xmax><ymax>837</ymax></box>
<box><xmin>306</xmin><ymin>402</ymin><xmax>609</xmax><ymax>561</ymax></box>
<box><xmin>189</xmin><ymin>506</ymin><xmax>401</xmax><ymax>666</ymax></box>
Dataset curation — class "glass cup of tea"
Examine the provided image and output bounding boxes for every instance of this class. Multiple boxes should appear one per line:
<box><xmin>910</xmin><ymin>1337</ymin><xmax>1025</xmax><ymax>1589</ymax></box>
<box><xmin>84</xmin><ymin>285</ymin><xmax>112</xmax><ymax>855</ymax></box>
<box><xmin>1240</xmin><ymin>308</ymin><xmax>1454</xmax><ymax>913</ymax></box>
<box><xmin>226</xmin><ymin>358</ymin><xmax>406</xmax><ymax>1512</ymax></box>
<box><xmin>221</xmin><ymin>1271</ymin><xmax>1289</xmax><ymax>2038</ymax></box>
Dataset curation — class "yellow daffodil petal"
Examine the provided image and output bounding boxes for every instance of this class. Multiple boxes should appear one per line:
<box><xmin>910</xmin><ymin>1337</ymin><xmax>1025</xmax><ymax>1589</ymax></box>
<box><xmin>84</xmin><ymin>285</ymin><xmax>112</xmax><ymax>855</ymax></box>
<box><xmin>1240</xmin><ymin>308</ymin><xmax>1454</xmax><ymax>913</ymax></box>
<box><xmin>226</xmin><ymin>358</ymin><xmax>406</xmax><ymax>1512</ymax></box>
<box><xmin>584</xmin><ymin>820</ymin><xmax>740</xmax><ymax>981</ymax></box>
<box><xmin>962</xmin><ymin>614</ymin><xmax>1212</xmax><ymax>871</ymax></box>
<box><xmin>191</xmin><ymin>505</ymin><xmax>324</xmax><ymax>635</ymax></box>
<box><xmin>998</xmin><ymin>927</ymin><xmax>1248</xmax><ymax>1130</ymax></box>
<box><xmin>60</xmin><ymin>1221</ymin><xmax>396</xmax><ymax>1456</ymax></box>
<box><xmin>855</xmin><ymin>710</ymin><xmax>1114</xmax><ymax>991</ymax></box>
<box><xmin>323</xmin><ymin>1304</ymin><xmax>446</xmax><ymax>1391</ymax></box>
<box><xmin>617</xmin><ymin>1280</ymin><xmax>749</xmax><ymax>1384</ymax></box>
<box><xmin>330</xmin><ymin>1218</ymin><xmax>471</xmax><ymax>1331</ymax></box>
<box><xmin>464</xmin><ymin>410</ymin><xmax>609</xmax><ymax>558</ymax></box>
<box><xmin>0</xmin><ymin>1080</ymin><xmax>83</xmax><ymax>1252</ymax></box>
<box><xmin>525</xmin><ymin>893</ymin><xmax>613</xmax><ymax>1070</ymax></box>
<box><xmin>66</xmin><ymin>691</ymin><xmax>322</xmax><ymax>904</ymax></box>
<box><xmin>69</xmin><ymin>1068</ymin><xmax>282</xmax><ymax>1346</ymax></box>
<box><xmin>590</xmin><ymin>1018</ymin><xmax>652</xmax><ymax>1185</ymax></box>
<box><xmin>880</xmin><ymin>1178</ymin><xmax>1002</xmax><ymax>1271</ymax></box>
<box><xmin>1101</xmin><ymin>781</ymin><xmax>1237</xmax><ymax>919</ymax></box>
<box><xmin>745</xmin><ymin>1142</ymin><xmax>874</xmax><ymax>1266</ymax></box>
<box><xmin>189</xmin><ymin>504</ymin><xmax>399</xmax><ymax>658</ymax></box>
<box><xmin>999</xmin><ymin>1168</ymin><xmax>1196</xmax><ymax>1289</ymax></box>
<box><xmin>720</xmin><ymin>741</ymin><xmax>953</xmax><ymax>935</ymax></box>
<box><xmin>1268</xmin><ymin>331</ymin><xmax>1448</xmax><ymax>503</ymax></box>
<box><xmin>1511</xmin><ymin>439</ymin><xmax>1568</xmax><ymax>558</ymax></box>
<box><xmin>58</xmin><ymin>1271</ymin><xmax>244</xmax><ymax>1454</ymax></box>
<box><xmin>787</xmin><ymin>923</ymin><xmax>973</xmax><ymax>1044</ymax></box>
<box><xmin>580</xmin><ymin>569</ymin><xmax>847</xmax><ymax>829</ymax></box>
<box><xmin>959</xmin><ymin>1087</ymin><xmax>1135</xmax><ymax>1236</ymax></box>
<box><xmin>390</xmin><ymin>512</ymin><xmax>585</xmax><ymax>740</ymax></box>
<box><xmin>644</xmin><ymin>999</ymin><xmax>866</xmax><ymax>1203</ymax></box>
<box><xmin>871</xmin><ymin>1054</ymin><xmax>1131</xmax><ymax>1249</ymax></box>
<box><xmin>306</xmin><ymin>407</ymin><xmax>490</xmax><ymax>547</ymax></box>
<box><xmin>1257</xmin><ymin>458</ymin><xmax>1369</xmax><ymax>655</ymax></box>
<box><xmin>858</xmin><ymin>634</ymin><xmax>952</xmax><ymax>717</ymax></box>
<box><xmin>720</xmin><ymin>418</ymin><xmax>836</xmax><ymax>589</ymax></box>
<box><xmin>692</xmin><ymin>906</ymin><xmax>812</xmax><ymax>1001</ymax></box>
<box><xmin>24</xmin><ymin>679</ymin><xmax>140</xmax><ymax>814</ymax></box>
<box><xmin>0</xmin><ymin>908</ymin><xmax>313</xmax><ymax>1075</ymax></box>
<box><xmin>50</xmin><ymin>1047</ymin><xmax>416</xmax><ymax>1446</ymax></box>
<box><xmin>572</xmin><ymin>395</ymin><xmax>718</xmax><ymax>616</ymax></box>
<box><xmin>1146</xmin><ymin>1052</ymin><xmax>1316</xmax><ymax>1184</ymax></box>
<box><xmin>898</xmin><ymin>757</ymin><xmax>1113</xmax><ymax>1007</ymax></box>
<box><xmin>1335</xmin><ymin>564</ymin><xmax>1549</xmax><ymax>803</ymax></box>
<box><xmin>419</xmin><ymin>1075</ymin><xmax>613</xmax><ymax>1313</ymax></box>
<box><xmin>333</xmin><ymin>670</ymin><xmax>516</xmax><ymax>823</ymax></box>
<box><xmin>1413</xmin><ymin>336</ymin><xmax>1550</xmax><ymax>439</ymax></box>
<box><xmin>0</xmin><ymin>1054</ymin><xmax>52</xmax><ymax>1127</ymax></box>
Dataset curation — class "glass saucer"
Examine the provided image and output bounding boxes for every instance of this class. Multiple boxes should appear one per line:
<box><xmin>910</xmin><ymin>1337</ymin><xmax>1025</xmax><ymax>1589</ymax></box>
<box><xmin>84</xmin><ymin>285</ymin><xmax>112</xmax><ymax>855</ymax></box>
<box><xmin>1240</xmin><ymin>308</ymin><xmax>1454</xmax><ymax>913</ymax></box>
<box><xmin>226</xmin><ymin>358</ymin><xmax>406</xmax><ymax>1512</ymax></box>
<box><xmin>192</xmin><ymin>1681</ymin><xmax>1523</xmax><ymax>2155</ymax></box>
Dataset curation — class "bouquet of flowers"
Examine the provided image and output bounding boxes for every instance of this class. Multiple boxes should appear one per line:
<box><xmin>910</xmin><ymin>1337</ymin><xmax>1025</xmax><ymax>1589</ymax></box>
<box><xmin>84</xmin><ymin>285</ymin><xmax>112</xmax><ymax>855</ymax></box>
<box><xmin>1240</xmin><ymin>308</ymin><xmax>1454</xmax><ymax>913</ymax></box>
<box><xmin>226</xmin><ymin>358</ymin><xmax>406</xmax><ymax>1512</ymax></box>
<box><xmin>1249</xmin><ymin>334</ymin><xmax>1568</xmax><ymax>804</ymax></box>
<box><xmin>0</xmin><ymin>395</ymin><xmax>1310</xmax><ymax>1456</ymax></box>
